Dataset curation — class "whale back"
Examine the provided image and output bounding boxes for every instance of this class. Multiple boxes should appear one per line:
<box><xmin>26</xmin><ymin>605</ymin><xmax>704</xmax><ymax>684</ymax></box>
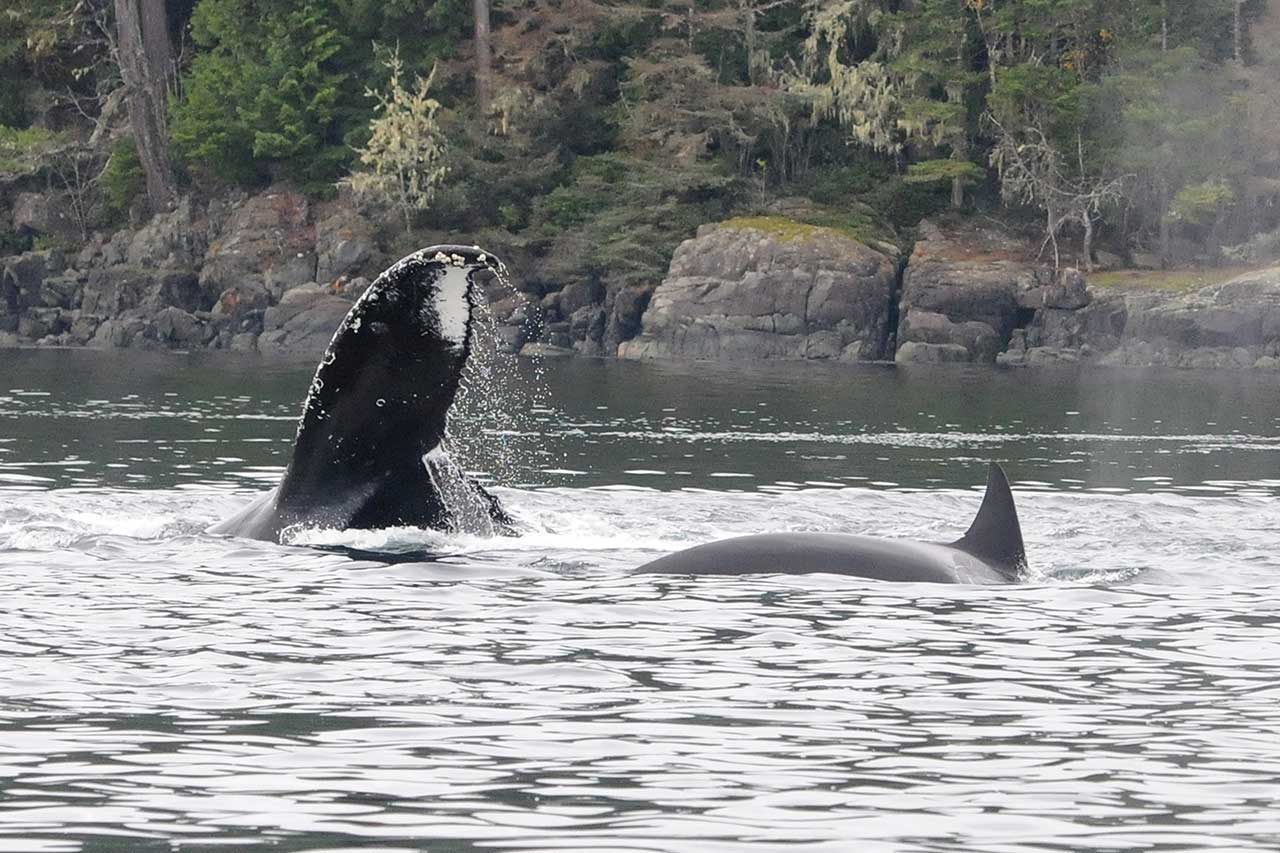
<box><xmin>949</xmin><ymin>463</ymin><xmax>1027</xmax><ymax>581</ymax></box>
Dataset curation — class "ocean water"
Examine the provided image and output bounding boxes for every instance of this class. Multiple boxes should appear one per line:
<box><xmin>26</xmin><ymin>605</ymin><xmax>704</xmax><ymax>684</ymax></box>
<box><xmin>1</xmin><ymin>349</ymin><xmax>1279</xmax><ymax>851</ymax></box>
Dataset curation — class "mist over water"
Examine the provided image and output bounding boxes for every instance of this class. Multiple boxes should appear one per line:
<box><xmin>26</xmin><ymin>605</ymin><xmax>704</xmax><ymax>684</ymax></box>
<box><xmin>2</xmin><ymin>349</ymin><xmax>1280</xmax><ymax>851</ymax></box>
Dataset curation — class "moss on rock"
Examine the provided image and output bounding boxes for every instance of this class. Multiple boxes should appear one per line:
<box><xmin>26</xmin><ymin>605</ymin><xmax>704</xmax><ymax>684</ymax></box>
<box><xmin>719</xmin><ymin>210</ymin><xmax>898</xmax><ymax>258</ymax></box>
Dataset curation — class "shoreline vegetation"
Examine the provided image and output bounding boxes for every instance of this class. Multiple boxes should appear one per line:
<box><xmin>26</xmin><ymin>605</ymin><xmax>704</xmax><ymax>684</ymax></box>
<box><xmin>5</xmin><ymin>1</ymin><xmax>1280</xmax><ymax>369</ymax></box>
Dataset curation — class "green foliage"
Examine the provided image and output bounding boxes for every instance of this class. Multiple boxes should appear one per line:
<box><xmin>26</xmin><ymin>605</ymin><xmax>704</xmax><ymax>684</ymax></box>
<box><xmin>9</xmin><ymin>0</ymin><xmax>1268</xmax><ymax>275</ymax></box>
<box><xmin>0</xmin><ymin>124</ymin><xmax>63</xmax><ymax>177</ymax></box>
<box><xmin>795</xmin><ymin>159</ymin><xmax>891</xmax><ymax>206</ymax></box>
<box><xmin>0</xmin><ymin>0</ymin><xmax>103</xmax><ymax>128</ymax></box>
<box><xmin>532</xmin><ymin>184</ymin><xmax>608</xmax><ymax>231</ymax></box>
<box><xmin>31</xmin><ymin>233</ymin><xmax>74</xmax><ymax>252</ymax></box>
<box><xmin>986</xmin><ymin>64</ymin><xmax>1084</xmax><ymax>141</ymax></box>
<box><xmin>1167</xmin><ymin>180</ymin><xmax>1236</xmax><ymax>226</ymax></box>
<box><xmin>722</xmin><ymin>203</ymin><xmax>897</xmax><ymax>252</ymax></box>
<box><xmin>98</xmin><ymin>137</ymin><xmax>145</xmax><ymax>224</ymax></box>
<box><xmin>166</xmin><ymin>0</ymin><xmax>474</xmax><ymax>191</ymax></box>
<box><xmin>172</xmin><ymin>0</ymin><xmax>358</xmax><ymax>188</ymax></box>
<box><xmin>522</xmin><ymin>153</ymin><xmax>738</xmax><ymax>289</ymax></box>
<box><xmin>793</xmin><ymin>0</ymin><xmax>987</xmax><ymax>207</ymax></box>
<box><xmin>344</xmin><ymin>52</ymin><xmax>449</xmax><ymax>233</ymax></box>
<box><xmin>865</xmin><ymin>174</ymin><xmax>952</xmax><ymax>230</ymax></box>
<box><xmin>905</xmin><ymin>159</ymin><xmax>986</xmax><ymax>185</ymax></box>
<box><xmin>1223</xmin><ymin>224</ymin><xmax>1280</xmax><ymax>265</ymax></box>
<box><xmin>0</xmin><ymin>229</ymin><xmax>32</xmax><ymax>255</ymax></box>
<box><xmin>0</xmin><ymin>78</ymin><xmax>25</xmax><ymax>129</ymax></box>
<box><xmin>1100</xmin><ymin>45</ymin><xmax>1247</xmax><ymax>252</ymax></box>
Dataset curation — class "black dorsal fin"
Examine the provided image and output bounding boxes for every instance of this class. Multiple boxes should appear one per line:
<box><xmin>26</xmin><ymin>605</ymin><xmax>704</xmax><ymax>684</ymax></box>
<box><xmin>950</xmin><ymin>463</ymin><xmax>1027</xmax><ymax>580</ymax></box>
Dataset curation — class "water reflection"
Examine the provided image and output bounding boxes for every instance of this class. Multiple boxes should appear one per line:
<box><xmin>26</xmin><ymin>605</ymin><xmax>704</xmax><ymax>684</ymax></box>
<box><xmin>2</xmin><ymin>350</ymin><xmax>1280</xmax><ymax>495</ymax></box>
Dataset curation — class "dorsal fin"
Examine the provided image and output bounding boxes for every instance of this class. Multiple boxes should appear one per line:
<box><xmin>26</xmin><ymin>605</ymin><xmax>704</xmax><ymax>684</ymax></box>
<box><xmin>950</xmin><ymin>463</ymin><xmax>1027</xmax><ymax>580</ymax></box>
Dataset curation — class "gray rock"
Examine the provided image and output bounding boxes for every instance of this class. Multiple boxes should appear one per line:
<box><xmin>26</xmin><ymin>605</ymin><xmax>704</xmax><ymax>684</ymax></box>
<box><xmin>199</xmin><ymin>188</ymin><xmax>314</xmax><ymax>310</ymax></box>
<box><xmin>540</xmin><ymin>292</ymin><xmax>562</xmax><ymax>323</ymax></box>
<box><xmin>894</xmin><ymin>341</ymin><xmax>972</xmax><ymax>363</ymax></box>
<box><xmin>38</xmin><ymin>275</ymin><xmax>82</xmax><ymax>309</ymax></box>
<box><xmin>256</xmin><ymin>295</ymin><xmax>352</xmax><ymax>359</ymax></box>
<box><xmin>1025</xmin><ymin>347</ymin><xmax>1081</xmax><ymax>365</ymax></box>
<box><xmin>495</xmin><ymin>324</ymin><xmax>528</xmax><ymax>353</ymax></box>
<box><xmin>211</xmin><ymin>282</ymin><xmax>272</xmax><ymax>325</ymax></box>
<box><xmin>898</xmin><ymin>310</ymin><xmax>1002</xmax><ymax>362</ymax></box>
<box><xmin>101</xmin><ymin>232</ymin><xmax>129</xmax><ymax>266</ymax></box>
<box><xmin>490</xmin><ymin>293</ymin><xmax>533</xmax><ymax>325</ymax></box>
<box><xmin>68</xmin><ymin>313</ymin><xmax>100</xmax><ymax>345</ymax></box>
<box><xmin>230</xmin><ymin>332</ymin><xmax>259</xmax><ymax>352</ymax></box>
<box><xmin>895</xmin><ymin>220</ymin><xmax>1044</xmax><ymax>362</ymax></box>
<box><xmin>1</xmin><ymin>250</ymin><xmax>63</xmax><ymax>325</ymax></box>
<box><xmin>519</xmin><ymin>342</ymin><xmax>576</xmax><ymax>358</ymax></box>
<box><xmin>153</xmin><ymin>307</ymin><xmax>204</xmax><ymax>346</ymax></box>
<box><xmin>265</xmin><ymin>254</ymin><xmax>317</xmax><ymax>301</ymax></box>
<box><xmin>604</xmin><ymin>284</ymin><xmax>652</xmax><ymax>352</ymax></box>
<box><xmin>17</xmin><ymin>313</ymin><xmax>49</xmax><ymax>339</ymax></box>
<box><xmin>12</xmin><ymin>193</ymin><xmax>49</xmax><ymax>234</ymax></box>
<box><xmin>89</xmin><ymin>314</ymin><xmax>147</xmax><ymax>348</ymax></box>
<box><xmin>544</xmin><ymin>320</ymin><xmax>573</xmax><ymax>349</ymax></box>
<box><xmin>1043</xmin><ymin>268</ymin><xmax>1090</xmax><ymax>310</ymax></box>
<box><xmin>12</xmin><ymin>192</ymin><xmax>80</xmax><ymax>240</ymax></box>
<box><xmin>559</xmin><ymin>280</ymin><xmax>604</xmax><ymax>316</ymax></box>
<box><xmin>569</xmin><ymin>305</ymin><xmax>607</xmax><ymax>345</ymax></box>
<box><xmin>151</xmin><ymin>270</ymin><xmax>202</xmax><ymax>312</ymax></box>
<box><xmin>76</xmin><ymin>238</ymin><xmax>104</xmax><ymax>270</ymax></box>
<box><xmin>263</xmin><ymin>283</ymin><xmax>325</xmax><ymax>330</ymax></box>
<box><xmin>315</xmin><ymin>207</ymin><xmax>376</xmax><ymax>283</ymax></box>
<box><xmin>81</xmin><ymin>267</ymin><xmax>152</xmax><ymax>316</ymax></box>
<box><xmin>341</xmin><ymin>276</ymin><xmax>372</xmax><ymax>299</ymax></box>
<box><xmin>619</xmin><ymin>219</ymin><xmax>897</xmax><ymax>362</ymax></box>
<box><xmin>126</xmin><ymin>197</ymin><xmax>207</xmax><ymax>269</ymax></box>
<box><xmin>1113</xmin><ymin>266</ymin><xmax>1280</xmax><ymax>365</ymax></box>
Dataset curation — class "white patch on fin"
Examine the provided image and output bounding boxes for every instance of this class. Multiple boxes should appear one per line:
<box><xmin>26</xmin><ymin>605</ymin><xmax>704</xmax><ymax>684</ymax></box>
<box><xmin>429</xmin><ymin>265</ymin><xmax>471</xmax><ymax>347</ymax></box>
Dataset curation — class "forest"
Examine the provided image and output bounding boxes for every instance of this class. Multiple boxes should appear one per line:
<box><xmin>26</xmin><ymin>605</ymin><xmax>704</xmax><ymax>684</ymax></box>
<box><xmin>2</xmin><ymin>0</ymin><xmax>1278</xmax><ymax>289</ymax></box>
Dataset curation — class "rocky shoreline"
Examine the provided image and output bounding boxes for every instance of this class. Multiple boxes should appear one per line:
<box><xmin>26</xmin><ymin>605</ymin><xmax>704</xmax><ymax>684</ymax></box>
<box><xmin>5</xmin><ymin>188</ymin><xmax>1280</xmax><ymax>370</ymax></box>
<box><xmin>622</xmin><ymin>217</ymin><xmax>1280</xmax><ymax>370</ymax></box>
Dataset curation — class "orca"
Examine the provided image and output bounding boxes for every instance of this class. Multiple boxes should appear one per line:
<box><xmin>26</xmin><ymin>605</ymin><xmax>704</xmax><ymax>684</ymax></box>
<box><xmin>212</xmin><ymin>245</ymin><xmax>513</xmax><ymax>543</ymax></box>
<box><xmin>637</xmin><ymin>464</ymin><xmax>1027</xmax><ymax>583</ymax></box>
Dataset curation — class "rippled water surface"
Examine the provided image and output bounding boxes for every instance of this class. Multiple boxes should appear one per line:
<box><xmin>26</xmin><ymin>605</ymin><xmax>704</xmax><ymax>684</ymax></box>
<box><xmin>2</xmin><ymin>349</ymin><xmax>1280</xmax><ymax>851</ymax></box>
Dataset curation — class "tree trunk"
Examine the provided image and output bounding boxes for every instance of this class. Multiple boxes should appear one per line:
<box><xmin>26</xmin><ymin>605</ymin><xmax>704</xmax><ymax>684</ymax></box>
<box><xmin>1233</xmin><ymin>0</ymin><xmax>1244</xmax><ymax>63</ymax></box>
<box><xmin>473</xmin><ymin>0</ymin><xmax>492</xmax><ymax>110</ymax></box>
<box><xmin>1081</xmin><ymin>212</ymin><xmax>1094</xmax><ymax>272</ymax></box>
<box><xmin>1046</xmin><ymin>205</ymin><xmax>1061</xmax><ymax>271</ymax></box>
<box><xmin>1158</xmin><ymin>179</ymin><xmax>1171</xmax><ymax>267</ymax></box>
<box><xmin>115</xmin><ymin>0</ymin><xmax>176</xmax><ymax>213</ymax></box>
<box><xmin>1161</xmin><ymin>0</ymin><xmax>1168</xmax><ymax>52</ymax></box>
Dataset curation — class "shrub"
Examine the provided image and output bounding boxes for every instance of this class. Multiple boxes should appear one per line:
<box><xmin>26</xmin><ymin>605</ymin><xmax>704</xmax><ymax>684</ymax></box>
<box><xmin>98</xmin><ymin>137</ymin><xmax>145</xmax><ymax>224</ymax></box>
<box><xmin>170</xmin><ymin>0</ymin><xmax>355</xmax><ymax>189</ymax></box>
<box><xmin>0</xmin><ymin>124</ymin><xmax>61</xmax><ymax>177</ymax></box>
<box><xmin>343</xmin><ymin>51</ymin><xmax>449</xmax><ymax>233</ymax></box>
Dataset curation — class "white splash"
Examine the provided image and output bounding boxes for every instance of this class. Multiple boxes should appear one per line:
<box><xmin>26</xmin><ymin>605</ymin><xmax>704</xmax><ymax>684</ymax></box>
<box><xmin>422</xmin><ymin>444</ymin><xmax>501</xmax><ymax>535</ymax></box>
